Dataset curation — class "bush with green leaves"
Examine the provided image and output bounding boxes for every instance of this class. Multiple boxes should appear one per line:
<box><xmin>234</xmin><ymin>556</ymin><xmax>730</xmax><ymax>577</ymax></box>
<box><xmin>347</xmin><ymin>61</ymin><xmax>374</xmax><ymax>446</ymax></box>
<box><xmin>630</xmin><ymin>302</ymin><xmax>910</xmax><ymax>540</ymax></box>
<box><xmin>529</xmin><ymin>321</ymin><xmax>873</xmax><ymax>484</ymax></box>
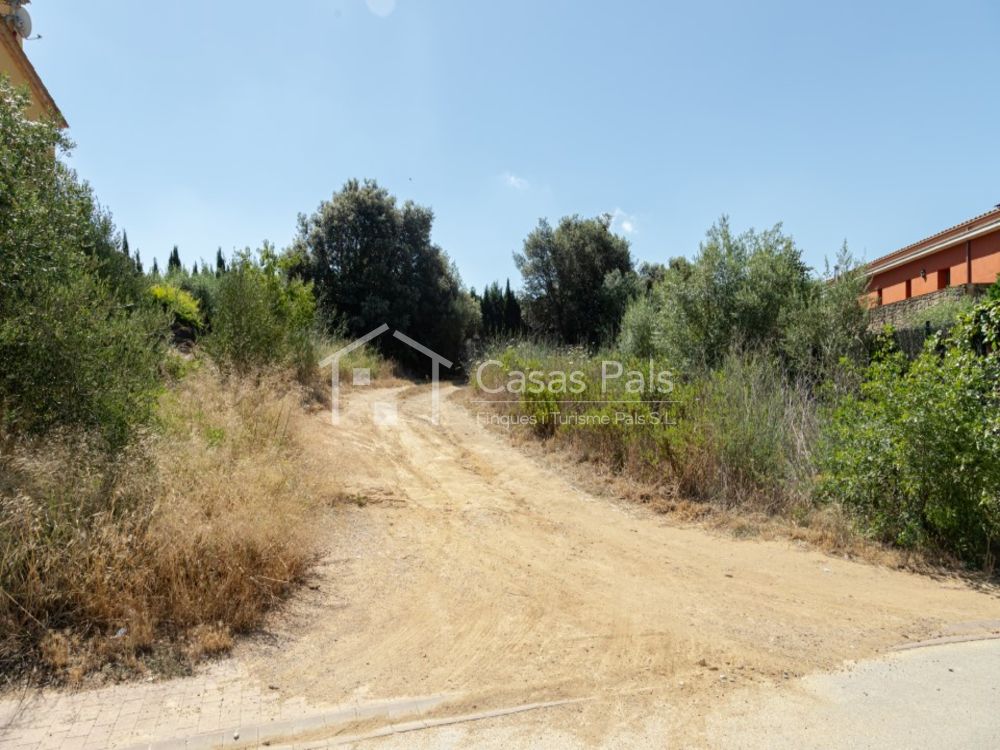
<box><xmin>646</xmin><ymin>218</ymin><xmax>810</xmax><ymax>370</ymax></box>
<box><xmin>618</xmin><ymin>219</ymin><xmax>868</xmax><ymax>382</ymax></box>
<box><xmin>514</xmin><ymin>214</ymin><xmax>636</xmax><ymax>346</ymax></box>
<box><xmin>1</xmin><ymin>275</ymin><xmax>167</xmax><ymax>447</ymax></box>
<box><xmin>290</xmin><ymin>179</ymin><xmax>479</xmax><ymax>369</ymax></box>
<box><xmin>779</xmin><ymin>245</ymin><xmax>870</xmax><ymax>387</ymax></box>
<box><xmin>205</xmin><ymin>246</ymin><xmax>317</xmax><ymax>378</ymax></box>
<box><xmin>149</xmin><ymin>283</ymin><xmax>204</xmax><ymax>331</ymax></box>
<box><xmin>988</xmin><ymin>273</ymin><xmax>1000</xmax><ymax>302</ymax></box>
<box><xmin>0</xmin><ymin>76</ymin><xmax>166</xmax><ymax>447</ymax></box>
<box><xmin>820</xmin><ymin>304</ymin><xmax>1000</xmax><ymax>569</ymax></box>
<box><xmin>668</xmin><ymin>350</ymin><xmax>818</xmax><ymax>511</ymax></box>
<box><xmin>177</xmin><ymin>271</ymin><xmax>221</xmax><ymax>328</ymax></box>
<box><xmin>617</xmin><ymin>292</ymin><xmax>659</xmax><ymax>360</ymax></box>
<box><xmin>474</xmin><ymin>343</ymin><xmax>816</xmax><ymax>513</ymax></box>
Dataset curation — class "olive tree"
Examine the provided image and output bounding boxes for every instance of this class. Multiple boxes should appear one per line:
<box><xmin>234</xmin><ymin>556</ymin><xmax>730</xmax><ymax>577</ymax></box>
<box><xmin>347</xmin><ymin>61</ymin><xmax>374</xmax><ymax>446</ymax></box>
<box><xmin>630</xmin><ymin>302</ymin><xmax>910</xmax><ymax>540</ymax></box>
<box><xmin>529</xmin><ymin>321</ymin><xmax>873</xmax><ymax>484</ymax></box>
<box><xmin>514</xmin><ymin>214</ymin><xmax>635</xmax><ymax>345</ymax></box>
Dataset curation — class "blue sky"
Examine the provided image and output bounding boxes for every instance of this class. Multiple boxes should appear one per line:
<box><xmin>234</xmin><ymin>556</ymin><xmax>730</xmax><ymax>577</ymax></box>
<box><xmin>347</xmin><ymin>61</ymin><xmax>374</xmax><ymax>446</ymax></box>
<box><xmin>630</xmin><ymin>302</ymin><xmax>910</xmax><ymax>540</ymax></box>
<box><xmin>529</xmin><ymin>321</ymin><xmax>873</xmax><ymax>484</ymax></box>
<box><xmin>27</xmin><ymin>0</ymin><xmax>1000</xmax><ymax>290</ymax></box>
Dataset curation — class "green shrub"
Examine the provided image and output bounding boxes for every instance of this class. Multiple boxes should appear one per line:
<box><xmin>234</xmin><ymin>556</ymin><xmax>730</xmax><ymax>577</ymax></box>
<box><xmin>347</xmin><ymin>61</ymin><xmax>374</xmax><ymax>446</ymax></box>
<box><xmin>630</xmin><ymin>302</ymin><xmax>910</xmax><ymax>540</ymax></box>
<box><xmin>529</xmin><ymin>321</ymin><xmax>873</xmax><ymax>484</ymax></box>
<box><xmin>1</xmin><ymin>272</ymin><xmax>167</xmax><ymax>448</ymax></box>
<box><xmin>820</xmin><ymin>304</ymin><xmax>1000</xmax><ymax>568</ymax></box>
<box><xmin>618</xmin><ymin>293</ymin><xmax>659</xmax><ymax>359</ymax></box>
<box><xmin>987</xmin><ymin>273</ymin><xmax>1000</xmax><ymax>302</ymax></box>
<box><xmin>205</xmin><ymin>246</ymin><xmax>317</xmax><ymax>378</ymax></box>
<box><xmin>315</xmin><ymin>336</ymin><xmax>390</xmax><ymax>382</ymax></box>
<box><xmin>150</xmin><ymin>284</ymin><xmax>204</xmax><ymax>331</ymax></box>
<box><xmin>0</xmin><ymin>76</ymin><xmax>167</xmax><ymax>448</ymax></box>
<box><xmin>645</xmin><ymin>219</ymin><xmax>810</xmax><ymax>371</ymax></box>
<box><xmin>474</xmin><ymin>343</ymin><xmax>816</xmax><ymax>513</ymax></box>
<box><xmin>632</xmin><ymin>222</ymin><xmax>867</xmax><ymax>383</ymax></box>
<box><xmin>901</xmin><ymin>296</ymin><xmax>976</xmax><ymax>331</ymax></box>
<box><xmin>779</xmin><ymin>246</ymin><xmax>870</xmax><ymax>386</ymax></box>
<box><xmin>178</xmin><ymin>272</ymin><xmax>221</xmax><ymax>328</ymax></box>
<box><xmin>669</xmin><ymin>350</ymin><xmax>817</xmax><ymax>511</ymax></box>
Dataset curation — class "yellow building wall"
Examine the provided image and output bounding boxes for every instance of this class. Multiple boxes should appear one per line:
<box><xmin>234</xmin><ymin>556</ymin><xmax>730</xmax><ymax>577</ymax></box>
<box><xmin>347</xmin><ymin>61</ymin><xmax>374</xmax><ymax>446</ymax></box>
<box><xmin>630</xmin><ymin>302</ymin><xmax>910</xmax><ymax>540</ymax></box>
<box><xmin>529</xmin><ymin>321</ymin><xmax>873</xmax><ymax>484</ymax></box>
<box><xmin>0</xmin><ymin>5</ymin><xmax>60</xmax><ymax>122</ymax></box>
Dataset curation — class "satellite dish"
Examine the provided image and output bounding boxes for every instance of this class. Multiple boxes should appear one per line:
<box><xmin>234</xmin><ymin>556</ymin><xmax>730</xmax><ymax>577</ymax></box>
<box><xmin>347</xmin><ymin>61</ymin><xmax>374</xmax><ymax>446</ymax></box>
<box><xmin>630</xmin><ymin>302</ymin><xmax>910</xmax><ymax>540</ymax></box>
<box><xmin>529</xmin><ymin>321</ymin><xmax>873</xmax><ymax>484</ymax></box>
<box><xmin>12</xmin><ymin>6</ymin><xmax>32</xmax><ymax>39</ymax></box>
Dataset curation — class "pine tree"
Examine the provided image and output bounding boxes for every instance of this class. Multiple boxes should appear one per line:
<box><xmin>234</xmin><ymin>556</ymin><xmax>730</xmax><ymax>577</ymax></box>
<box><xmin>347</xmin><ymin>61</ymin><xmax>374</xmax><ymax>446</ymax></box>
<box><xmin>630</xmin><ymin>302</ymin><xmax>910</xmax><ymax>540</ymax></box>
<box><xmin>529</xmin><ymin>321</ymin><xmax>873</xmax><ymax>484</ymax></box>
<box><xmin>216</xmin><ymin>247</ymin><xmax>226</xmax><ymax>276</ymax></box>
<box><xmin>168</xmin><ymin>245</ymin><xmax>181</xmax><ymax>273</ymax></box>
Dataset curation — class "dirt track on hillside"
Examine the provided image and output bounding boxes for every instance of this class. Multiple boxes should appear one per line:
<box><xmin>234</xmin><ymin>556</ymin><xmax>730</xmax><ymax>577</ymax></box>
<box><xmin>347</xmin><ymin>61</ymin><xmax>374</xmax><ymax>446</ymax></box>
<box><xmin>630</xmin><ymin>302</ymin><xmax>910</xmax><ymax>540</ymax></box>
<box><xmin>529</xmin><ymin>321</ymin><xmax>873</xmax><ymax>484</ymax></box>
<box><xmin>234</xmin><ymin>383</ymin><xmax>1000</xmax><ymax>745</ymax></box>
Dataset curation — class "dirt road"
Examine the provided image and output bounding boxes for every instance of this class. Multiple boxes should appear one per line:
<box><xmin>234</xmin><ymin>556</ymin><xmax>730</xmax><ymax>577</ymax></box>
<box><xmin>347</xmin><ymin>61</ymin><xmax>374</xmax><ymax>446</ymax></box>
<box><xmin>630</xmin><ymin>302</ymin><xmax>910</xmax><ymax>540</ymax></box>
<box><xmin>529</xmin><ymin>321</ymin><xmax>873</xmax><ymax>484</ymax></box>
<box><xmin>243</xmin><ymin>383</ymin><xmax>1000</xmax><ymax>745</ymax></box>
<box><xmin>3</xmin><ymin>383</ymin><xmax>999</xmax><ymax>748</ymax></box>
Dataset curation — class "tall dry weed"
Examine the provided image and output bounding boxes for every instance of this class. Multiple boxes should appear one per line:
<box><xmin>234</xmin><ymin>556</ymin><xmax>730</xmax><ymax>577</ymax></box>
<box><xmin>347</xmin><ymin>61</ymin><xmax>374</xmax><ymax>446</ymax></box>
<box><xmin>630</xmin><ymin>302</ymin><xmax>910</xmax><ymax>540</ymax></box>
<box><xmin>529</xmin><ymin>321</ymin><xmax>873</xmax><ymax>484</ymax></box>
<box><xmin>0</xmin><ymin>367</ymin><xmax>322</xmax><ymax>682</ymax></box>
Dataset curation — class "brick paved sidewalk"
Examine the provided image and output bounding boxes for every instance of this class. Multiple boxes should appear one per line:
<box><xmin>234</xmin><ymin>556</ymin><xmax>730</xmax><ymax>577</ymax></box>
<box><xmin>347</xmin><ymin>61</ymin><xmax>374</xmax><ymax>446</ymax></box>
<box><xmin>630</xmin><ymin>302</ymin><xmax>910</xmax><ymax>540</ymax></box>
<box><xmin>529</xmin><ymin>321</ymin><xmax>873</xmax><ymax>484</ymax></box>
<box><xmin>0</xmin><ymin>661</ymin><xmax>450</xmax><ymax>749</ymax></box>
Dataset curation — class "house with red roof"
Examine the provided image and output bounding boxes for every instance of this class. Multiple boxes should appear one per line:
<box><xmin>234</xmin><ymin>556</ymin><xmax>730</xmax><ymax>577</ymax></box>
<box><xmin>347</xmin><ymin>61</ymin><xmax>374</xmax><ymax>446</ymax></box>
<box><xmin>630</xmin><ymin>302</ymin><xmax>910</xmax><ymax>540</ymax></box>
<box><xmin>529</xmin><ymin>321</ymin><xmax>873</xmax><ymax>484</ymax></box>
<box><xmin>866</xmin><ymin>206</ymin><xmax>1000</xmax><ymax>322</ymax></box>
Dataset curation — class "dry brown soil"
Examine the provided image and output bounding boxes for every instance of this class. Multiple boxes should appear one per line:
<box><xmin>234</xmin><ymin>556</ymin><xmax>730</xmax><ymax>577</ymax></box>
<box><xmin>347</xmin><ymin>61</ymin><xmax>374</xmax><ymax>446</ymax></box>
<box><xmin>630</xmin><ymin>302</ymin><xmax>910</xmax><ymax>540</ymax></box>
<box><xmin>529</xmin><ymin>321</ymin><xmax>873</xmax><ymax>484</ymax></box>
<box><xmin>234</xmin><ymin>383</ymin><xmax>1000</xmax><ymax>746</ymax></box>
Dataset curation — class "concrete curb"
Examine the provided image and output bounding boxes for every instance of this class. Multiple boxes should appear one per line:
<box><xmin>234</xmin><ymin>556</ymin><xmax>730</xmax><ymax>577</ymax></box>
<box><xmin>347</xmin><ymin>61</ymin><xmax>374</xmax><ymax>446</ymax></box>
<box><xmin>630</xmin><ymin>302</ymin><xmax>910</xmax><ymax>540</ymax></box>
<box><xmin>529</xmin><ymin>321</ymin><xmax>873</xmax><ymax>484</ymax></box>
<box><xmin>116</xmin><ymin>694</ymin><xmax>453</xmax><ymax>750</ymax></box>
<box><xmin>292</xmin><ymin>697</ymin><xmax>590</xmax><ymax>749</ymax></box>
<box><xmin>891</xmin><ymin>632</ymin><xmax>1000</xmax><ymax>652</ymax></box>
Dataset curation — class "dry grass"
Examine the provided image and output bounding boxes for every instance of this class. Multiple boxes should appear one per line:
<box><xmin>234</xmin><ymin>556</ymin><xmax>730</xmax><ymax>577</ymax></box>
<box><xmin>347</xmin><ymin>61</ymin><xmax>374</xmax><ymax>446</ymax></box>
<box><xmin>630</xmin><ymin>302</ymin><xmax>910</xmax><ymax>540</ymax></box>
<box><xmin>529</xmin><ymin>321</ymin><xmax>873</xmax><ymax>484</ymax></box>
<box><xmin>472</xmin><ymin>389</ymin><xmax>974</xmax><ymax>578</ymax></box>
<box><xmin>615</xmin><ymin>460</ymin><xmax>969</xmax><ymax>575</ymax></box>
<box><xmin>304</xmin><ymin>338</ymin><xmax>404</xmax><ymax>406</ymax></box>
<box><xmin>0</xmin><ymin>366</ymin><xmax>323</xmax><ymax>683</ymax></box>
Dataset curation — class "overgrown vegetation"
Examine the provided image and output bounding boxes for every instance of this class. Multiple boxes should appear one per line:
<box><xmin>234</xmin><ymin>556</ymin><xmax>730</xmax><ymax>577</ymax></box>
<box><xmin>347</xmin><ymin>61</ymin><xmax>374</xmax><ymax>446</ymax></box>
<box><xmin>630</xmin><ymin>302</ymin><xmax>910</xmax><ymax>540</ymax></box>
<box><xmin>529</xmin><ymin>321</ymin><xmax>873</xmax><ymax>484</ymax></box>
<box><xmin>820</xmin><ymin>306</ymin><xmax>1000</xmax><ymax>569</ymax></box>
<box><xmin>0</xmin><ymin>370</ymin><xmax>322</xmax><ymax>681</ymax></box>
<box><xmin>617</xmin><ymin>220</ymin><xmax>868</xmax><ymax>384</ymax></box>
<box><xmin>0</xmin><ymin>77</ymin><xmax>328</xmax><ymax>681</ymax></box>
<box><xmin>0</xmin><ymin>81</ymin><xmax>166</xmax><ymax>449</ymax></box>
<box><xmin>205</xmin><ymin>246</ymin><xmax>318</xmax><ymax>378</ymax></box>
<box><xmin>477</xmin><ymin>342</ymin><xmax>818</xmax><ymax>517</ymax></box>
<box><xmin>4</xmin><ymin>48</ymin><xmax>998</xmax><ymax>689</ymax></box>
<box><xmin>477</xmin><ymin>216</ymin><xmax>1000</xmax><ymax>571</ymax></box>
<box><xmin>150</xmin><ymin>283</ymin><xmax>204</xmax><ymax>332</ymax></box>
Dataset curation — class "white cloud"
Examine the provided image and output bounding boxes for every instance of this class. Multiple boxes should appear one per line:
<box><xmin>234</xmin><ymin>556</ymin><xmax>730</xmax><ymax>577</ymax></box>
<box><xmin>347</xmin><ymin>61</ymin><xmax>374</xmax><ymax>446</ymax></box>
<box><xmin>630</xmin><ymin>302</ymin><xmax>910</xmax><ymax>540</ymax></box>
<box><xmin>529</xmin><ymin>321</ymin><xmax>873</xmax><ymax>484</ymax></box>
<box><xmin>502</xmin><ymin>171</ymin><xmax>530</xmax><ymax>191</ymax></box>
<box><xmin>611</xmin><ymin>207</ymin><xmax>637</xmax><ymax>235</ymax></box>
<box><xmin>366</xmin><ymin>0</ymin><xmax>396</xmax><ymax>18</ymax></box>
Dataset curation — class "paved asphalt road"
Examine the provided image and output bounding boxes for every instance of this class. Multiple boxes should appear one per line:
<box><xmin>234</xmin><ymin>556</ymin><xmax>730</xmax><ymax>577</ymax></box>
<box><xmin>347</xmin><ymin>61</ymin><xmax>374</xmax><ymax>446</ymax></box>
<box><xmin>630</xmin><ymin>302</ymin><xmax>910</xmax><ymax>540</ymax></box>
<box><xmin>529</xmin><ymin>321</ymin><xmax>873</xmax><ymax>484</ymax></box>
<box><xmin>702</xmin><ymin>637</ymin><xmax>1000</xmax><ymax>749</ymax></box>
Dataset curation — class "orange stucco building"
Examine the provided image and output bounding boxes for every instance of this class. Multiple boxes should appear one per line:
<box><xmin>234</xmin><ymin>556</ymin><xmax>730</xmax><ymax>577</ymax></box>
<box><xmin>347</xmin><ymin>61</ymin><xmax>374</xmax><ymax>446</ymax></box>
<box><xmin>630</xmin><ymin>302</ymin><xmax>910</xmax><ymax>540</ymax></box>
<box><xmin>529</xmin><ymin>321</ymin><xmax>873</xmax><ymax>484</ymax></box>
<box><xmin>867</xmin><ymin>206</ymin><xmax>1000</xmax><ymax>308</ymax></box>
<box><xmin>0</xmin><ymin>2</ymin><xmax>64</xmax><ymax>126</ymax></box>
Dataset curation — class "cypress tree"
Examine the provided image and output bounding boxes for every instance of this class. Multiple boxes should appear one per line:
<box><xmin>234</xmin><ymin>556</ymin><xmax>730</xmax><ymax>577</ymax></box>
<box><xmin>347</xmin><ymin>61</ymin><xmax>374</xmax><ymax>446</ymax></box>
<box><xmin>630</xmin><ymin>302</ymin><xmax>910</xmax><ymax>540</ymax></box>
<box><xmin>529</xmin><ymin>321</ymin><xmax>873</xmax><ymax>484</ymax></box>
<box><xmin>479</xmin><ymin>282</ymin><xmax>504</xmax><ymax>336</ymax></box>
<box><xmin>168</xmin><ymin>245</ymin><xmax>181</xmax><ymax>273</ymax></box>
<box><xmin>216</xmin><ymin>247</ymin><xmax>226</xmax><ymax>276</ymax></box>
<box><xmin>503</xmin><ymin>279</ymin><xmax>522</xmax><ymax>333</ymax></box>
<box><xmin>152</xmin><ymin>258</ymin><xmax>160</xmax><ymax>276</ymax></box>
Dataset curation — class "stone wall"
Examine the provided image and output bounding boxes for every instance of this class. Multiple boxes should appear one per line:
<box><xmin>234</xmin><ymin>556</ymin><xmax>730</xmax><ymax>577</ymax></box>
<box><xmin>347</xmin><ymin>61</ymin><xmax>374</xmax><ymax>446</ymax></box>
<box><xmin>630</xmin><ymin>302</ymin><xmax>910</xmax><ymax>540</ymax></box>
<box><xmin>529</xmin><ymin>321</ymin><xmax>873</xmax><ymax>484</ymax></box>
<box><xmin>867</xmin><ymin>284</ymin><xmax>990</xmax><ymax>330</ymax></box>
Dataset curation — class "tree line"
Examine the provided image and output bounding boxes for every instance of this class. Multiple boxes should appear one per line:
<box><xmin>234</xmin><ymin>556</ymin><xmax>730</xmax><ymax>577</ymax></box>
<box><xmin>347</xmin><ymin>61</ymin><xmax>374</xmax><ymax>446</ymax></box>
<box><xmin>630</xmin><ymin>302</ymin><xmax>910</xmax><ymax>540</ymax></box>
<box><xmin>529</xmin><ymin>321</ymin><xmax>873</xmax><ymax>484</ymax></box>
<box><xmin>5</xmin><ymin>63</ymin><xmax>998</xmax><ymax>579</ymax></box>
<box><xmin>144</xmin><ymin>181</ymin><xmax>646</xmax><ymax>369</ymax></box>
